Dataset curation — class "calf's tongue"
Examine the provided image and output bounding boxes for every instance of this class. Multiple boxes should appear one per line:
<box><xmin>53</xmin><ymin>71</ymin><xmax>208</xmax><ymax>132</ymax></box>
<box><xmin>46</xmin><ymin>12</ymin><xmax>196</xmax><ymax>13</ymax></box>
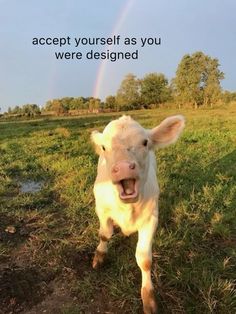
<box><xmin>121</xmin><ymin>179</ymin><xmax>135</xmax><ymax>195</ymax></box>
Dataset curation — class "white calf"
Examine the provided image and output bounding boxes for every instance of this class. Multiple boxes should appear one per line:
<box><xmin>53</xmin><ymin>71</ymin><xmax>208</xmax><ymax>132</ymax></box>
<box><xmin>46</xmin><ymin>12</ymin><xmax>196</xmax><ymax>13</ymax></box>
<box><xmin>91</xmin><ymin>115</ymin><xmax>185</xmax><ymax>313</ymax></box>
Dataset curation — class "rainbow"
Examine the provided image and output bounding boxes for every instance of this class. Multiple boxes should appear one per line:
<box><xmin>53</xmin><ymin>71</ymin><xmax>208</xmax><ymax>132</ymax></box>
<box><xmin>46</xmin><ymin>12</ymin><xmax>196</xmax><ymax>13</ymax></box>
<box><xmin>93</xmin><ymin>0</ymin><xmax>136</xmax><ymax>100</ymax></box>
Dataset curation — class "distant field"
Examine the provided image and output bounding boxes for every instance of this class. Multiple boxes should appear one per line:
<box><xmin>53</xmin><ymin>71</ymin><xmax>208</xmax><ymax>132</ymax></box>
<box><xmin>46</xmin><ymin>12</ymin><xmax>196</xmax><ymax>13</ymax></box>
<box><xmin>0</xmin><ymin>108</ymin><xmax>235</xmax><ymax>314</ymax></box>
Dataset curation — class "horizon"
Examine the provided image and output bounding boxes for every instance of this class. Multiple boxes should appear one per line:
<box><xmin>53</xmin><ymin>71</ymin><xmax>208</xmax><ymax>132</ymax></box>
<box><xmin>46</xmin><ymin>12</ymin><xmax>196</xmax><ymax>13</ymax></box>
<box><xmin>0</xmin><ymin>0</ymin><xmax>236</xmax><ymax>112</ymax></box>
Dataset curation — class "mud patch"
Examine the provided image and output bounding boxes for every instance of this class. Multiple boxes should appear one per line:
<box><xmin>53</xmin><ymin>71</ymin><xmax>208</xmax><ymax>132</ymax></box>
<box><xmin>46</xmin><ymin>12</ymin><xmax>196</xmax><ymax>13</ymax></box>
<box><xmin>24</xmin><ymin>273</ymin><xmax>77</xmax><ymax>314</ymax></box>
<box><xmin>0</xmin><ymin>265</ymin><xmax>55</xmax><ymax>314</ymax></box>
<box><xmin>61</xmin><ymin>247</ymin><xmax>93</xmax><ymax>277</ymax></box>
<box><xmin>0</xmin><ymin>214</ymin><xmax>37</xmax><ymax>247</ymax></box>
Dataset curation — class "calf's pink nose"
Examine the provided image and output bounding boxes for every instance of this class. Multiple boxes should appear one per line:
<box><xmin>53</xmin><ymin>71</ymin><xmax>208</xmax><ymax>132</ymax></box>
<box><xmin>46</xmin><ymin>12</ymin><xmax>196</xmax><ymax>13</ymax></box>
<box><xmin>111</xmin><ymin>161</ymin><xmax>137</xmax><ymax>182</ymax></box>
<box><xmin>112</xmin><ymin>165</ymin><xmax>119</xmax><ymax>173</ymax></box>
<box><xmin>129</xmin><ymin>162</ymin><xmax>135</xmax><ymax>170</ymax></box>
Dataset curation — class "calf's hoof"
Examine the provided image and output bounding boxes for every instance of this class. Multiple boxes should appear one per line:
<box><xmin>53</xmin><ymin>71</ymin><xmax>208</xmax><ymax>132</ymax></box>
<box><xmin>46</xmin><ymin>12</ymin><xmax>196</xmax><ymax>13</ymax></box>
<box><xmin>92</xmin><ymin>250</ymin><xmax>106</xmax><ymax>269</ymax></box>
<box><xmin>142</xmin><ymin>287</ymin><xmax>158</xmax><ymax>314</ymax></box>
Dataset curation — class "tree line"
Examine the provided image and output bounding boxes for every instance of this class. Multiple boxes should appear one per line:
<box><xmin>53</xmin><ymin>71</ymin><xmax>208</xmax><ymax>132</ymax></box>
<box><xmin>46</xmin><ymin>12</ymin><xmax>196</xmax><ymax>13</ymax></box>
<box><xmin>5</xmin><ymin>104</ymin><xmax>41</xmax><ymax>117</ymax></box>
<box><xmin>2</xmin><ymin>51</ymin><xmax>236</xmax><ymax>117</ymax></box>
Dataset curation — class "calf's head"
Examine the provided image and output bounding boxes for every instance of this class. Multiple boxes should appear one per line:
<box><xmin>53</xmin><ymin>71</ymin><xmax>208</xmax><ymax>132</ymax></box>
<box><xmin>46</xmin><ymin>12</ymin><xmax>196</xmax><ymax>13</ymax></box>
<box><xmin>91</xmin><ymin>115</ymin><xmax>185</xmax><ymax>203</ymax></box>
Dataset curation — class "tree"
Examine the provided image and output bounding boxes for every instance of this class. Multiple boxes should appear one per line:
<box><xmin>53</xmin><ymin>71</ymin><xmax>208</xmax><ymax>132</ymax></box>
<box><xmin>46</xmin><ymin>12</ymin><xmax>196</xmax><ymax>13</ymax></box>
<box><xmin>88</xmin><ymin>97</ymin><xmax>101</xmax><ymax>112</ymax></box>
<box><xmin>222</xmin><ymin>90</ymin><xmax>236</xmax><ymax>104</ymax></box>
<box><xmin>116</xmin><ymin>73</ymin><xmax>140</xmax><ymax>110</ymax></box>
<box><xmin>174</xmin><ymin>51</ymin><xmax>224</xmax><ymax>108</ymax></box>
<box><xmin>70</xmin><ymin>97</ymin><xmax>86</xmax><ymax>110</ymax></box>
<box><xmin>203</xmin><ymin>58</ymin><xmax>224</xmax><ymax>107</ymax></box>
<box><xmin>105</xmin><ymin>95</ymin><xmax>117</xmax><ymax>110</ymax></box>
<box><xmin>44</xmin><ymin>100</ymin><xmax>53</xmax><ymax>111</ymax></box>
<box><xmin>6</xmin><ymin>104</ymin><xmax>41</xmax><ymax>117</ymax></box>
<box><xmin>12</xmin><ymin>105</ymin><xmax>21</xmax><ymax>114</ymax></box>
<box><xmin>21</xmin><ymin>104</ymin><xmax>41</xmax><ymax>117</ymax></box>
<box><xmin>50</xmin><ymin>99</ymin><xmax>68</xmax><ymax>115</ymax></box>
<box><xmin>140</xmin><ymin>73</ymin><xmax>170</xmax><ymax>107</ymax></box>
<box><xmin>60</xmin><ymin>97</ymin><xmax>74</xmax><ymax>111</ymax></box>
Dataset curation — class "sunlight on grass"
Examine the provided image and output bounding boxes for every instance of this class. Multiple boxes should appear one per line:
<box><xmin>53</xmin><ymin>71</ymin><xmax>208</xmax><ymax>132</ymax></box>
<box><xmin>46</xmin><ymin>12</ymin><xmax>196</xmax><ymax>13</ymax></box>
<box><xmin>0</xmin><ymin>108</ymin><xmax>235</xmax><ymax>313</ymax></box>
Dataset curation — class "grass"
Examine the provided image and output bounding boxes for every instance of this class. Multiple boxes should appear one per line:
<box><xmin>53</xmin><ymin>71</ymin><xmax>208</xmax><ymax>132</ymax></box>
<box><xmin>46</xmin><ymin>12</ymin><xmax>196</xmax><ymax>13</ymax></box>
<box><xmin>0</xmin><ymin>107</ymin><xmax>235</xmax><ymax>313</ymax></box>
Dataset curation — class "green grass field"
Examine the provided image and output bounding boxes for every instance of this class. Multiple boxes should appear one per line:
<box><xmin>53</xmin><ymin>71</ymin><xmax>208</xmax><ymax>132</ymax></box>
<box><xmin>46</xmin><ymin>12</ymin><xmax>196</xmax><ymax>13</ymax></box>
<box><xmin>0</xmin><ymin>108</ymin><xmax>235</xmax><ymax>314</ymax></box>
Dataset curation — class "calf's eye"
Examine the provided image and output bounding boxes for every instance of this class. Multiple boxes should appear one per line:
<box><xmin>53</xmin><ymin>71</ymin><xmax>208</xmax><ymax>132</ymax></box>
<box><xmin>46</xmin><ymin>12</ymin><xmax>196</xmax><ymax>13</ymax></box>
<box><xmin>102</xmin><ymin>145</ymin><xmax>106</xmax><ymax>151</ymax></box>
<box><xmin>142</xmin><ymin>139</ymin><xmax>148</xmax><ymax>147</ymax></box>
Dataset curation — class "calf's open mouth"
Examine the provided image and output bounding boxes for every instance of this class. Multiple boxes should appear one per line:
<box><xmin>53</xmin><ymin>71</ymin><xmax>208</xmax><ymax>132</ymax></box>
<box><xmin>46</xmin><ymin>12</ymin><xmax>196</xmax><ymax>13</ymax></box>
<box><xmin>117</xmin><ymin>178</ymin><xmax>139</xmax><ymax>203</ymax></box>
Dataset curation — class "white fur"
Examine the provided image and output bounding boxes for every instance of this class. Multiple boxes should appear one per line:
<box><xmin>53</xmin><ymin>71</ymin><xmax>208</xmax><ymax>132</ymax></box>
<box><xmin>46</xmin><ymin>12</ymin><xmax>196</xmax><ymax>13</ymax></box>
<box><xmin>91</xmin><ymin>115</ymin><xmax>185</xmax><ymax>313</ymax></box>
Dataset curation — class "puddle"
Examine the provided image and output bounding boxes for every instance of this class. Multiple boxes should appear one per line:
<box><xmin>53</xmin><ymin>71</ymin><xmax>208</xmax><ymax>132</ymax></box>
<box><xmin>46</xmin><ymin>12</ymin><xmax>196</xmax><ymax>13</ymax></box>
<box><xmin>20</xmin><ymin>180</ymin><xmax>44</xmax><ymax>193</ymax></box>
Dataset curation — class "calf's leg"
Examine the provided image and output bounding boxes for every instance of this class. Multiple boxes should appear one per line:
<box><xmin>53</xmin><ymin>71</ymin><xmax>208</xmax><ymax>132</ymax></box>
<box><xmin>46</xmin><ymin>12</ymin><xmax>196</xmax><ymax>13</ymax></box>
<box><xmin>92</xmin><ymin>216</ymin><xmax>113</xmax><ymax>269</ymax></box>
<box><xmin>135</xmin><ymin>215</ymin><xmax>158</xmax><ymax>314</ymax></box>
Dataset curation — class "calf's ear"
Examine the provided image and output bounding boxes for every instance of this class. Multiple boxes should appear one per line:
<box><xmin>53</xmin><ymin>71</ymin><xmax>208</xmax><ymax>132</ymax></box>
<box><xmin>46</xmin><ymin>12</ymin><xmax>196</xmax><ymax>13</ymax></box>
<box><xmin>149</xmin><ymin>115</ymin><xmax>185</xmax><ymax>148</ymax></box>
<box><xmin>91</xmin><ymin>130</ymin><xmax>104</xmax><ymax>154</ymax></box>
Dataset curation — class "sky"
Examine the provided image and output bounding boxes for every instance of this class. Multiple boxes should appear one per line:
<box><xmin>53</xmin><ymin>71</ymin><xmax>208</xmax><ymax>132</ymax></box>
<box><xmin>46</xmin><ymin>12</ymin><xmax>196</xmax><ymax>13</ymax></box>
<box><xmin>0</xmin><ymin>0</ymin><xmax>236</xmax><ymax>112</ymax></box>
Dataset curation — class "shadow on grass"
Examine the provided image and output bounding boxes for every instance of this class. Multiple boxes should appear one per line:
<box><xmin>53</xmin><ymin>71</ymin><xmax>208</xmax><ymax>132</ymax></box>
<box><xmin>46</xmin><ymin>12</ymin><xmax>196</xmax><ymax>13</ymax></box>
<box><xmin>0</xmin><ymin>114</ymin><xmax>120</xmax><ymax>141</ymax></box>
<box><xmin>0</xmin><ymin>110</ymin><xmax>163</xmax><ymax>141</ymax></box>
